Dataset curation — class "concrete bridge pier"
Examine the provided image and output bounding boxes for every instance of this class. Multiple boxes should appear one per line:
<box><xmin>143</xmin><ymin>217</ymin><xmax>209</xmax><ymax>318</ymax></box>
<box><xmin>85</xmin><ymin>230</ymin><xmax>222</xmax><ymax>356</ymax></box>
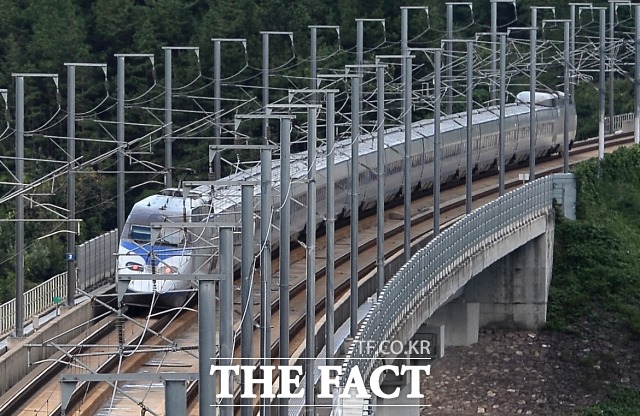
<box><xmin>463</xmin><ymin>220</ymin><xmax>554</xmax><ymax>329</ymax></box>
<box><xmin>375</xmin><ymin>367</ymin><xmax>420</xmax><ymax>416</ymax></box>
<box><xmin>424</xmin><ymin>301</ymin><xmax>480</xmax><ymax>347</ymax></box>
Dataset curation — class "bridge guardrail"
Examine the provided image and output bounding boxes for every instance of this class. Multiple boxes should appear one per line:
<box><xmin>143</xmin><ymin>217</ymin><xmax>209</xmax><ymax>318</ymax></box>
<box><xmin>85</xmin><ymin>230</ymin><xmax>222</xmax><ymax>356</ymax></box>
<box><xmin>0</xmin><ymin>229</ymin><xmax>117</xmax><ymax>337</ymax></box>
<box><xmin>334</xmin><ymin>174</ymin><xmax>574</xmax><ymax>414</ymax></box>
<box><xmin>605</xmin><ymin>112</ymin><xmax>635</xmax><ymax>133</ymax></box>
<box><xmin>77</xmin><ymin>229</ymin><xmax>117</xmax><ymax>291</ymax></box>
<box><xmin>0</xmin><ymin>272</ymin><xmax>66</xmax><ymax>336</ymax></box>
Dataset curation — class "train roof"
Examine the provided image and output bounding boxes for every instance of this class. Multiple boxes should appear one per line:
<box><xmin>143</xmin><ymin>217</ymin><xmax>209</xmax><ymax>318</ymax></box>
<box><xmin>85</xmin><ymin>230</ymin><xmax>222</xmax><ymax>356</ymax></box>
<box><xmin>515</xmin><ymin>91</ymin><xmax>565</xmax><ymax>106</ymax></box>
<box><xmin>128</xmin><ymin>191</ymin><xmax>209</xmax><ymax>226</ymax></box>
<box><xmin>197</xmin><ymin>92</ymin><xmax>570</xmax><ymax>215</ymax></box>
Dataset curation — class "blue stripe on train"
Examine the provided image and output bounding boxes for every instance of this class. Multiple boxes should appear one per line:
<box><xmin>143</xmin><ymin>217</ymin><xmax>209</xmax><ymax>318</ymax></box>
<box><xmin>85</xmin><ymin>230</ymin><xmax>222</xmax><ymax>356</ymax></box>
<box><xmin>120</xmin><ymin>240</ymin><xmax>191</xmax><ymax>261</ymax></box>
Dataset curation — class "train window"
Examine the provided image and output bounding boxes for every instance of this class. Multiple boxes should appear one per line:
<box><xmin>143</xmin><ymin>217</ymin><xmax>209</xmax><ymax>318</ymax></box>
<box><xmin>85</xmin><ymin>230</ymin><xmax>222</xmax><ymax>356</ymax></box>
<box><xmin>296</xmin><ymin>194</ymin><xmax>307</xmax><ymax>210</ymax></box>
<box><xmin>159</xmin><ymin>226</ymin><xmax>186</xmax><ymax>246</ymax></box>
<box><xmin>444</xmin><ymin>145</ymin><xmax>457</xmax><ymax>157</ymax></box>
<box><xmin>412</xmin><ymin>153</ymin><xmax>424</xmax><ymax>167</ymax></box>
<box><xmin>359</xmin><ymin>171</ymin><xmax>368</xmax><ymax>184</ymax></box>
<box><xmin>537</xmin><ymin>123</ymin><xmax>553</xmax><ymax>135</ymax></box>
<box><xmin>425</xmin><ymin>150</ymin><xmax>434</xmax><ymax>162</ymax></box>
<box><xmin>317</xmin><ymin>186</ymin><xmax>326</xmax><ymax>202</ymax></box>
<box><xmin>159</xmin><ymin>188</ymin><xmax>181</xmax><ymax>197</ymax></box>
<box><xmin>385</xmin><ymin>160</ymin><xmax>403</xmax><ymax>175</ymax></box>
<box><xmin>131</xmin><ymin>225</ymin><xmax>151</xmax><ymax>242</ymax></box>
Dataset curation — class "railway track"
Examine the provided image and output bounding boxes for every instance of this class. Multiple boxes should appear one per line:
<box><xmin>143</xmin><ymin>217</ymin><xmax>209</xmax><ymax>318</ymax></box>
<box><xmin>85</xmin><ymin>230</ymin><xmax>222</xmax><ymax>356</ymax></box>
<box><xmin>10</xmin><ymin>134</ymin><xmax>633</xmax><ymax>416</ymax></box>
<box><xmin>2</xmin><ymin>305</ymin><xmax>197</xmax><ymax>416</ymax></box>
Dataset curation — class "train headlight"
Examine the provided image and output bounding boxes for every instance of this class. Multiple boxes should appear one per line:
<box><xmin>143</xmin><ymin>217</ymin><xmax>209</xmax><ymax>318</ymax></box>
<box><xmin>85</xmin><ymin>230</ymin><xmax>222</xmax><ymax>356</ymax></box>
<box><xmin>162</xmin><ymin>266</ymin><xmax>177</xmax><ymax>275</ymax></box>
<box><xmin>126</xmin><ymin>262</ymin><xmax>144</xmax><ymax>272</ymax></box>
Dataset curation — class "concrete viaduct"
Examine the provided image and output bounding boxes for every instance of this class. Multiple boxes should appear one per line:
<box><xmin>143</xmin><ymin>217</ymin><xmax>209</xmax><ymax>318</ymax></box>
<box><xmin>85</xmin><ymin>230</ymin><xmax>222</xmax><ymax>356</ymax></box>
<box><xmin>332</xmin><ymin>173</ymin><xmax>576</xmax><ymax>416</ymax></box>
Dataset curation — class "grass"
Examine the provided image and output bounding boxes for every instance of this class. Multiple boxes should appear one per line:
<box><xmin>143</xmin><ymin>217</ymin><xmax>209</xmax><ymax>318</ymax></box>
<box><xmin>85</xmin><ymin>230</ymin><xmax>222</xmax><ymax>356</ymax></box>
<box><xmin>580</xmin><ymin>389</ymin><xmax>640</xmax><ymax>415</ymax></box>
<box><xmin>547</xmin><ymin>146</ymin><xmax>640</xmax><ymax>414</ymax></box>
<box><xmin>548</xmin><ymin>146</ymin><xmax>640</xmax><ymax>337</ymax></box>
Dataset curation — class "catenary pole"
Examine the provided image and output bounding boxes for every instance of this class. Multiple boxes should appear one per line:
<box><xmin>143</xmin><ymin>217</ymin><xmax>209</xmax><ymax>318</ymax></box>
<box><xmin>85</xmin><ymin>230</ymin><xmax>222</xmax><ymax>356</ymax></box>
<box><xmin>635</xmin><ymin>5</ymin><xmax>640</xmax><ymax>144</ymax></box>
<box><xmin>349</xmin><ymin>73</ymin><xmax>360</xmax><ymax>337</ymax></box>
<box><xmin>14</xmin><ymin>75</ymin><xmax>24</xmax><ymax>338</ymax></box>
<box><xmin>163</xmin><ymin>47</ymin><xmax>199</xmax><ymax>187</ymax></box>
<box><xmin>66</xmin><ymin>66</ymin><xmax>77</xmax><ymax>307</ymax></box>
<box><xmin>530</xmin><ymin>19</ymin><xmax>537</xmax><ymax>181</ymax></box>
<box><xmin>564</xmin><ymin>20</ymin><xmax>571</xmax><ymax>173</ymax></box>
<box><xmin>466</xmin><ymin>41</ymin><xmax>474</xmax><ymax>214</ymax></box>
<box><xmin>305</xmin><ymin>106</ymin><xmax>317</xmax><ymax>414</ymax></box>
<box><xmin>403</xmin><ymin>54</ymin><xmax>413</xmax><ymax>263</ymax></box>
<box><xmin>499</xmin><ymin>34</ymin><xmax>506</xmax><ymax>196</ymax></box>
<box><xmin>278</xmin><ymin>118</ymin><xmax>290</xmax><ymax>416</ymax></box>
<box><xmin>114</xmin><ymin>53</ymin><xmax>154</xmax><ymax>237</ymax></box>
<box><xmin>12</xmin><ymin>72</ymin><xmax>58</xmax><ymax>337</ymax></box>
<box><xmin>376</xmin><ymin>63</ymin><xmax>385</xmax><ymax>294</ymax></box>
<box><xmin>434</xmin><ymin>50</ymin><xmax>442</xmax><ymax>235</ymax></box>
<box><xmin>64</xmin><ymin>63</ymin><xmax>106</xmax><ymax>307</ymax></box>
<box><xmin>529</xmin><ymin>7</ymin><xmax>555</xmax><ymax>179</ymax></box>
<box><xmin>241</xmin><ymin>183</ymin><xmax>254</xmax><ymax>416</ymax></box>
<box><xmin>600</xmin><ymin>7</ymin><xmax>606</xmax><ymax>160</ymax></box>
<box><xmin>325</xmin><ymin>91</ymin><xmax>336</xmax><ymax>365</ymax></box>
<box><xmin>212</xmin><ymin>39</ymin><xmax>246</xmax><ymax>180</ymax></box>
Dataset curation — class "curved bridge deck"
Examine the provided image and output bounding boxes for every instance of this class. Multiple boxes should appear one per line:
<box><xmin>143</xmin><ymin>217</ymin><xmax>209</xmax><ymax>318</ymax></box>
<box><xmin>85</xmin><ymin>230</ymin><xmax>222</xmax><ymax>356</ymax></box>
<box><xmin>334</xmin><ymin>173</ymin><xmax>576</xmax><ymax>415</ymax></box>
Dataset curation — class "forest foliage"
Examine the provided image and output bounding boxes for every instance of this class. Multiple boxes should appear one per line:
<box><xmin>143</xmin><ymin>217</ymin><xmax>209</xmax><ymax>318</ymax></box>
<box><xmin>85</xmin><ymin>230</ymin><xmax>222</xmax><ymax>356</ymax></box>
<box><xmin>549</xmin><ymin>146</ymin><xmax>640</xmax><ymax>414</ymax></box>
<box><xmin>0</xmin><ymin>0</ymin><xmax>635</xmax><ymax>300</ymax></box>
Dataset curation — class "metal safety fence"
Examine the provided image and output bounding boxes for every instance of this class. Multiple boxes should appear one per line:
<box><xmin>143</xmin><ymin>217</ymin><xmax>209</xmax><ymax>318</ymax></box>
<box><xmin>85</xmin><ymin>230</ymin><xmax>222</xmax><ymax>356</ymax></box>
<box><xmin>335</xmin><ymin>174</ymin><xmax>573</xmax><ymax>414</ymax></box>
<box><xmin>605</xmin><ymin>112</ymin><xmax>635</xmax><ymax>133</ymax></box>
<box><xmin>0</xmin><ymin>229</ymin><xmax>117</xmax><ymax>336</ymax></box>
<box><xmin>0</xmin><ymin>272</ymin><xmax>66</xmax><ymax>336</ymax></box>
<box><xmin>77</xmin><ymin>229</ymin><xmax>118</xmax><ymax>291</ymax></box>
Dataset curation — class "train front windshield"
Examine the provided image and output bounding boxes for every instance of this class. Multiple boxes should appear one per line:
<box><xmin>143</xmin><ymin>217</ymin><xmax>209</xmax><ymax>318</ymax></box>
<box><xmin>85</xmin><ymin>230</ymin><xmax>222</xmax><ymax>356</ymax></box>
<box><xmin>123</xmin><ymin>211</ymin><xmax>186</xmax><ymax>247</ymax></box>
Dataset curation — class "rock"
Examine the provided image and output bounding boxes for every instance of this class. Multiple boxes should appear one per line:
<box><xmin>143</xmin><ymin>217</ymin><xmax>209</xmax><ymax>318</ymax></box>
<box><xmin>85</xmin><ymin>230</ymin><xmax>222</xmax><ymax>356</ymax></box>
<box><xmin>516</xmin><ymin>351</ymin><xmax>524</xmax><ymax>356</ymax></box>
<box><xmin>477</xmin><ymin>407</ymin><xmax>486</xmax><ymax>413</ymax></box>
<box><xmin>487</xmin><ymin>391</ymin><xmax>496</xmax><ymax>397</ymax></box>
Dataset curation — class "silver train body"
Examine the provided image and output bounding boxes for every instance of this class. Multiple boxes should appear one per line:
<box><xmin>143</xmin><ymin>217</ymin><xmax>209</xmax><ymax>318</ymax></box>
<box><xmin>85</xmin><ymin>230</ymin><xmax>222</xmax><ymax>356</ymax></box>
<box><xmin>117</xmin><ymin>91</ymin><xmax>577</xmax><ymax>306</ymax></box>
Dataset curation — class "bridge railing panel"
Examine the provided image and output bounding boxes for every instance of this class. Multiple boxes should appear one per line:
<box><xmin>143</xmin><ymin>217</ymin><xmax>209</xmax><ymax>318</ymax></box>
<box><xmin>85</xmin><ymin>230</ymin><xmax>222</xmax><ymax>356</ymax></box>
<box><xmin>0</xmin><ymin>229</ymin><xmax>118</xmax><ymax>337</ymax></box>
<box><xmin>337</xmin><ymin>175</ymin><xmax>560</xmax><ymax>413</ymax></box>
<box><xmin>0</xmin><ymin>272</ymin><xmax>67</xmax><ymax>336</ymax></box>
<box><xmin>605</xmin><ymin>112</ymin><xmax>635</xmax><ymax>133</ymax></box>
<box><xmin>77</xmin><ymin>229</ymin><xmax>117</xmax><ymax>291</ymax></box>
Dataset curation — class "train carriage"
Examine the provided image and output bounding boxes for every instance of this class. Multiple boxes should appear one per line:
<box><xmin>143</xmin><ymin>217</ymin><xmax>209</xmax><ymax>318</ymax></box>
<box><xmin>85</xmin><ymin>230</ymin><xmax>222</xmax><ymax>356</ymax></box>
<box><xmin>117</xmin><ymin>91</ymin><xmax>577</xmax><ymax>306</ymax></box>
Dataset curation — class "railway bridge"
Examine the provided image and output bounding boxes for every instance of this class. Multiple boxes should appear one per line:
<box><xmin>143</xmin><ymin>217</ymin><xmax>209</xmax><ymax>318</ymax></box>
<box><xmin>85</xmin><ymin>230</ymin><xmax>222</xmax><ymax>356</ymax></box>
<box><xmin>332</xmin><ymin>173</ymin><xmax>575</xmax><ymax>416</ymax></box>
<box><xmin>0</xmin><ymin>128</ymin><xmax>630</xmax><ymax>416</ymax></box>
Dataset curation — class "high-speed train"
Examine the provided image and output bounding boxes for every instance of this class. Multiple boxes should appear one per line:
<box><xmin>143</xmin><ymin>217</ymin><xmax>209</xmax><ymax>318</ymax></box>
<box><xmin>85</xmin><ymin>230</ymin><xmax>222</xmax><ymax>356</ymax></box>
<box><xmin>117</xmin><ymin>91</ymin><xmax>577</xmax><ymax>306</ymax></box>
